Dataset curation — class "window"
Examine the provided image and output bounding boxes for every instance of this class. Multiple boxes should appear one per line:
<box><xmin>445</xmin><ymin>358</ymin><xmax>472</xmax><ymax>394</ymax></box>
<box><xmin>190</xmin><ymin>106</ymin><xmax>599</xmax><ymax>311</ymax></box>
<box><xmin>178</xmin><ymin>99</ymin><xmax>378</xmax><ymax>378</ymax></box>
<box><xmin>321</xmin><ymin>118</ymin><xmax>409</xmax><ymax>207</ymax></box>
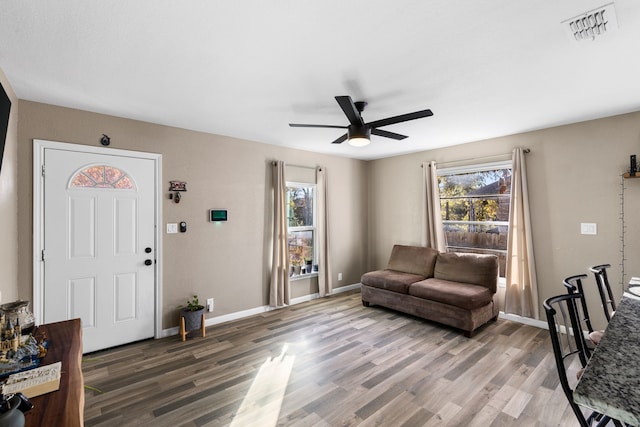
<box><xmin>70</xmin><ymin>165</ymin><xmax>135</xmax><ymax>189</ymax></box>
<box><xmin>287</xmin><ymin>183</ymin><xmax>316</xmax><ymax>276</ymax></box>
<box><xmin>438</xmin><ymin>161</ymin><xmax>512</xmax><ymax>276</ymax></box>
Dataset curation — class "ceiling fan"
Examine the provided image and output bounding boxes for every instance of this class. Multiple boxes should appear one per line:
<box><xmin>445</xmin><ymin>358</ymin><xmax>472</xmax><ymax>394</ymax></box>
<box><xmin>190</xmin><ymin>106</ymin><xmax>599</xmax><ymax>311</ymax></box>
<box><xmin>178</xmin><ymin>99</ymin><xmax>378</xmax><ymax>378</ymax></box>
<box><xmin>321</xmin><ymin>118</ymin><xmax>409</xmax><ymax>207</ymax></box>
<box><xmin>289</xmin><ymin>95</ymin><xmax>433</xmax><ymax>147</ymax></box>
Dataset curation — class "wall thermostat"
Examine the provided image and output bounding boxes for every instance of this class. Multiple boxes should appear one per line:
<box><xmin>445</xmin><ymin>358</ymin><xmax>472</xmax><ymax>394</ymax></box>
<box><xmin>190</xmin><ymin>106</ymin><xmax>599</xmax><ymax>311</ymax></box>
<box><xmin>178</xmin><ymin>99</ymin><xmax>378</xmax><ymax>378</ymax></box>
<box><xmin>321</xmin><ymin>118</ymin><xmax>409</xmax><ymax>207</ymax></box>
<box><xmin>210</xmin><ymin>209</ymin><xmax>227</xmax><ymax>222</ymax></box>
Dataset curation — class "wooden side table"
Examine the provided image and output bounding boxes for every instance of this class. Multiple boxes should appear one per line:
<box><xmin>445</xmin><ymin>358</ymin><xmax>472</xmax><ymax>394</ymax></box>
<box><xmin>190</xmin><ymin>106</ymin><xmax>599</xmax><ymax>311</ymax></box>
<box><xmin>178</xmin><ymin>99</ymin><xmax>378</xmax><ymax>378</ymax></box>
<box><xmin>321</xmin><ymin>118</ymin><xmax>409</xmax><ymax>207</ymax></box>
<box><xmin>24</xmin><ymin>318</ymin><xmax>84</xmax><ymax>427</ymax></box>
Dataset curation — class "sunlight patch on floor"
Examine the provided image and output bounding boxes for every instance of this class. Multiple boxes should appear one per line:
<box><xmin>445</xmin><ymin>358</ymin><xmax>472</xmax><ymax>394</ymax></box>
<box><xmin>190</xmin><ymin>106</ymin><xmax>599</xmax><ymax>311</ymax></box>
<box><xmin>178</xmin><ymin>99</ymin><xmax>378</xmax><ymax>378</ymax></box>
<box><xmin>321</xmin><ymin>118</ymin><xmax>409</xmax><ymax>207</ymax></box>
<box><xmin>230</xmin><ymin>344</ymin><xmax>295</xmax><ymax>427</ymax></box>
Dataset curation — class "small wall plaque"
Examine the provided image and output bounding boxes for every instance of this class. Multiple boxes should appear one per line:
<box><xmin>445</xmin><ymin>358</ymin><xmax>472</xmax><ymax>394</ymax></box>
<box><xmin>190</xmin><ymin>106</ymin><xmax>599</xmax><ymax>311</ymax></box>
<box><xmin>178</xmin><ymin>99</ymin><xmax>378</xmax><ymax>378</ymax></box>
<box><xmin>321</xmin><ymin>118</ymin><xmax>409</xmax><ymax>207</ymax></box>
<box><xmin>169</xmin><ymin>181</ymin><xmax>187</xmax><ymax>203</ymax></box>
<box><xmin>169</xmin><ymin>181</ymin><xmax>187</xmax><ymax>192</ymax></box>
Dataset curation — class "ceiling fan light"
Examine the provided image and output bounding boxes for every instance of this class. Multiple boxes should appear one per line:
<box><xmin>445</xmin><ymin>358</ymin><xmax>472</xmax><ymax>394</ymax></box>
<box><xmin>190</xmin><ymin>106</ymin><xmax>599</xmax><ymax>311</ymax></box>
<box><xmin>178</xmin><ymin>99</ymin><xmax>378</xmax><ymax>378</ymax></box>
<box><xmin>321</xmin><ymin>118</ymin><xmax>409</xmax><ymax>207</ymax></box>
<box><xmin>347</xmin><ymin>125</ymin><xmax>371</xmax><ymax>147</ymax></box>
<box><xmin>347</xmin><ymin>137</ymin><xmax>370</xmax><ymax>147</ymax></box>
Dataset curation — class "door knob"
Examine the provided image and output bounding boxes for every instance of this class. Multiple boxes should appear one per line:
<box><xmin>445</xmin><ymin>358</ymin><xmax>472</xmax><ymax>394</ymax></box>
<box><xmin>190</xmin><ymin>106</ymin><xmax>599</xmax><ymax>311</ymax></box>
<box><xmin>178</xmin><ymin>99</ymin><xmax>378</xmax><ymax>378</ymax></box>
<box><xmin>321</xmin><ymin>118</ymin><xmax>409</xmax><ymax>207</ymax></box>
<box><xmin>144</xmin><ymin>259</ymin><xmax>153</xmax><ymax>266</ymax></box>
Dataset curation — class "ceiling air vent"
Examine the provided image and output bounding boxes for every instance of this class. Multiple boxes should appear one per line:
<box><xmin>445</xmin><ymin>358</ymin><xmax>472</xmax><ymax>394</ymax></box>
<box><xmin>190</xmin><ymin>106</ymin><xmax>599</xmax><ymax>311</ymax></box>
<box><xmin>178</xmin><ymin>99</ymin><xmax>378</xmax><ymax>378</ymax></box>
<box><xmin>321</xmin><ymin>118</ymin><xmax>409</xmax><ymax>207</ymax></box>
<box><xmin>562</xmin><ymin>2</ymin><xmax>618</xmax><ymax>41</ymax></box>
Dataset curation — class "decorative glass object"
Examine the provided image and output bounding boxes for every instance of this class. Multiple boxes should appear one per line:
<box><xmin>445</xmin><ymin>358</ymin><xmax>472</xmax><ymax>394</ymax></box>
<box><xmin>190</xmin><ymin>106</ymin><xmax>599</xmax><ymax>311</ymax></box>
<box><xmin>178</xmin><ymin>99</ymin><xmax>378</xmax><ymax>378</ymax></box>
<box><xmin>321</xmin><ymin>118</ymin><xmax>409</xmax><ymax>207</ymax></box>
<box><xmin>0</xmin><ymin>301</ymin><xmax>34</xmax><ymax>335</ymax></box>
<box><xmin>0</xmin><ymin>300</ymin><xmax>46</xmax><ymax>377</ymax></box>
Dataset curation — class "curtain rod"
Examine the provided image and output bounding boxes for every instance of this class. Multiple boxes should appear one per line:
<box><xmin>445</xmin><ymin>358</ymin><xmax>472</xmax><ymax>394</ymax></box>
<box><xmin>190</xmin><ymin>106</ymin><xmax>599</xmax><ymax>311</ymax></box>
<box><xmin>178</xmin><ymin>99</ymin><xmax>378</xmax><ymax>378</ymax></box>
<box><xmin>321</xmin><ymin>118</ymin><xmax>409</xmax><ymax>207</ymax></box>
<box><xmin>423</xmin><ymin>148</ymin><xmax>530</xmax><ymax>168</ymax></box>
<box><xmin>287</xmin><ymin>163</ymin><xmax>317</xmax><ymax>170</ymax></box>
<box><xmin>271</xmin><ymin>161</ymin><xmax>320</xmax><ymax>171</ymax></box>
<box><xmin>271</xmin><ymin>161</ymin><xmax>317</xmax><ymax>170</ymax></box>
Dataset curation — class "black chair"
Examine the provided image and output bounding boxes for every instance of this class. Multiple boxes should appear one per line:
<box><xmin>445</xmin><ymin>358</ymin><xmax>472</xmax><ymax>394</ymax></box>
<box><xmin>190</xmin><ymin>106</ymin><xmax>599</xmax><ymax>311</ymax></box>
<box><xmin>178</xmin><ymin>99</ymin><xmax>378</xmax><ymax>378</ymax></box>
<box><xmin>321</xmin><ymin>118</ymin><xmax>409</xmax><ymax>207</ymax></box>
<box><xmin>590</xmin><ymin>264</ymin><xmax>616</xmax><ymax>322</ymax></box>
<box><xmin>563</xmin><ymin>274</ymin><xmax>604</xmax><ymax>346</ymax></box>
<box><xmin>544</xmin><ymin>293</ymin><xmax>620</xmax><ymax>427</ymax></box>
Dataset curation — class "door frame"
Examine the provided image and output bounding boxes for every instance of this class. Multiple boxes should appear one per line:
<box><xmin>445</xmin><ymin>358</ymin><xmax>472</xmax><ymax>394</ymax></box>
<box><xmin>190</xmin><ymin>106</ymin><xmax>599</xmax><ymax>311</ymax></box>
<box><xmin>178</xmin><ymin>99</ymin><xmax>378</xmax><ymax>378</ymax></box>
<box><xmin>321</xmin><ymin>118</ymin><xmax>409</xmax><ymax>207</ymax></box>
<box><xmin>33</xmin><ymin>139</ymin><xmax>163</xmax><ymax>340</ymax></box>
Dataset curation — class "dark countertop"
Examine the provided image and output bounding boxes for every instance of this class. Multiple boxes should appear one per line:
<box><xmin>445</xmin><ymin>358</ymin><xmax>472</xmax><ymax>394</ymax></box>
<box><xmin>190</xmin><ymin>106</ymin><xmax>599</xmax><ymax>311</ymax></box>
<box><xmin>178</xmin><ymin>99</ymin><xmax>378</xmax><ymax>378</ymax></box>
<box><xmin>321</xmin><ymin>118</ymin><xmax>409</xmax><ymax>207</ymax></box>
<box><xmin>574</xmin><ymin>294</ymin><xmax>640</xmax><ymax>426</ymax></box>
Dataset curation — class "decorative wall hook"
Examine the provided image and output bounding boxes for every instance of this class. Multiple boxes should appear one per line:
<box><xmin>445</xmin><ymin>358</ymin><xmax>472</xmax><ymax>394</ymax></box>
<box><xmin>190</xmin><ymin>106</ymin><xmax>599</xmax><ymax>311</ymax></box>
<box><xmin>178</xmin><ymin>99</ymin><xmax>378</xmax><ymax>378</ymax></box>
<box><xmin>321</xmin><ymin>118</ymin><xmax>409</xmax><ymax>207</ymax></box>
<box><xmin>169</xmin><ymin>181</ymin><xmax>187</xmax><ymax>203</ymax></box>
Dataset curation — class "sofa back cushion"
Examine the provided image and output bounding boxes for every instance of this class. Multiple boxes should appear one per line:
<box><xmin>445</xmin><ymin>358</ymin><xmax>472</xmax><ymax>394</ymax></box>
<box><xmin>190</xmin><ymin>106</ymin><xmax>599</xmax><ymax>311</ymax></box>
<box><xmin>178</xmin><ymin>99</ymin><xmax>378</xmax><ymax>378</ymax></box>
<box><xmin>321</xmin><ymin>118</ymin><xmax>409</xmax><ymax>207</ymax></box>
<box><xmin>386</xmin><ymin>245</ymin><xmax>439</xmax><ymax>278</ymax></box>
<box><xmin>434</xmin><ymin>252</ymin><xmax>498</xmax><ymax>292</ymax></box>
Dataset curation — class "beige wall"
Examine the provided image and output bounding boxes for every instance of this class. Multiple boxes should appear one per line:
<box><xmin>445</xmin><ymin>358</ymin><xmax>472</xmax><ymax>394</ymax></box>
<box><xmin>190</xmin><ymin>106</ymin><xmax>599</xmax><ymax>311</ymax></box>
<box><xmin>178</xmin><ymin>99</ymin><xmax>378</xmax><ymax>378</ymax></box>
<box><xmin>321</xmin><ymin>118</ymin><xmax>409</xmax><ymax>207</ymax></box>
<box><xmin>9</xmin><ymin>69</ymin><xmax>640</xmax><ymax>335</ymax></box>
<box><xmin>17</xmin><ymin>101</ymin><xmax>368</xmax><ymax>330</ymax></box>
<box><xmin>0</xmin><ymin>68</ymin><xmax>19</xmax><ymax>304</ymax></box>
<box><xmin>369</xmin><ymin>111</ymin><xmax>640</xmax><ymax>329</ymax></box>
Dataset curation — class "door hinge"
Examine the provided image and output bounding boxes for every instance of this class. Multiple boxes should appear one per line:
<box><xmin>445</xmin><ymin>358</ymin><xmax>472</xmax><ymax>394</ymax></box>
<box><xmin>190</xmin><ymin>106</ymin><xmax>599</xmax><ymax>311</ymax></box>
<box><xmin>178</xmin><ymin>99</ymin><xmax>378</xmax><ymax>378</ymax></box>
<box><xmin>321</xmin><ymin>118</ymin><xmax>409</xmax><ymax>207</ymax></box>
<box><xmin>41</xmin><ymin>249</ymin><xmax>45</xmax><ymax>261</ymax></box>
<box><xmin>41</xmin><ymin>164</ymin><xmax>45</xmax><ymax>177</ymax></box>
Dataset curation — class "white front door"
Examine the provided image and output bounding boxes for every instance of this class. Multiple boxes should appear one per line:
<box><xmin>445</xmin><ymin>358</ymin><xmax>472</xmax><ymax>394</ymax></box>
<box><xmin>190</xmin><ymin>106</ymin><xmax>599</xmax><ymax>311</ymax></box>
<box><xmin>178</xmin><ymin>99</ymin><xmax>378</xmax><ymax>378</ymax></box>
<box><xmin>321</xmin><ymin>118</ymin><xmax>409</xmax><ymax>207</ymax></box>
<box><xmin>40</xmin><ymin>145</ymin><xmax>157</xmax><ymax>353</ymax></box>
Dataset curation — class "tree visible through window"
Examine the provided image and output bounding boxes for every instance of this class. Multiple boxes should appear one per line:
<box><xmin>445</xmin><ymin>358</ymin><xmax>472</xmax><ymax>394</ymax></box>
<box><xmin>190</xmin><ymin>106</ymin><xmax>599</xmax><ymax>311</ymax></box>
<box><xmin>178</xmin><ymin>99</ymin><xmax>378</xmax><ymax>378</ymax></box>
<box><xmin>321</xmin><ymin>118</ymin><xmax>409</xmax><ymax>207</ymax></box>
<box><xmin>438</xmin><ymin>162</ymin><xmax>512</xmax><ymax>276</ymax></box>
<box><xmin>287</xmin><ymin>183</ymin><xmax>315</xmax><ymax>276</ymax></box>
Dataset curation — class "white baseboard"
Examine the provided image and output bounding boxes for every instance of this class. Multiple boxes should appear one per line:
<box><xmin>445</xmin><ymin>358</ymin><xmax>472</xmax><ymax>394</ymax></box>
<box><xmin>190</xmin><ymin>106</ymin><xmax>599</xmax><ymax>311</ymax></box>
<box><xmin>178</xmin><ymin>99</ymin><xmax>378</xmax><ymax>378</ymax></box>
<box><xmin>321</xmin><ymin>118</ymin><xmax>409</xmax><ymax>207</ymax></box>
<box><xmin>331</xmin><ymin>283</ymin><xmax>362</xmax><ymax>294</ymax></box>
<box><xmin>163</xmin><ymin>284</ymin><xmax>552</xmax><ymax>337</ymax></box>
<box><xmin>498</xmin><ymin>312</ymin><xmax>547</xmax><ymax>330</ymax></box>
<box><xmin>160</xmin><ymin>283</ymin><xmax>362</xmax><ymax>338</ymax></box>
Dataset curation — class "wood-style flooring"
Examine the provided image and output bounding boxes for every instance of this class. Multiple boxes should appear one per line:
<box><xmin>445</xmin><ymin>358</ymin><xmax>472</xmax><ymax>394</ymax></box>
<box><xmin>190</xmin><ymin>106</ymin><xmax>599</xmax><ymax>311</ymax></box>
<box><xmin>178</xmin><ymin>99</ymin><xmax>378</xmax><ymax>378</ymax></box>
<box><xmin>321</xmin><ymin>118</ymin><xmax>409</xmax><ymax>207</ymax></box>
<box><xmin>83</xmin><ymin>290</ymin><xmax>589</xmax><ymax>426</ymax></box>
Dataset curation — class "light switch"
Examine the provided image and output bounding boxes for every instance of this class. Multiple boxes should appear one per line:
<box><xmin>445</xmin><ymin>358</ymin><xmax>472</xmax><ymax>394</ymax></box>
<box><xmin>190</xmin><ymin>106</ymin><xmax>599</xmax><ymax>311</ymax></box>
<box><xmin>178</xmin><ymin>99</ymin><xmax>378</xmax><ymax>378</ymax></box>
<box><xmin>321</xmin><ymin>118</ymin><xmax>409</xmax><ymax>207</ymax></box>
<box><xmin>580</xmin><ymin>223</ymin><xmax>597</xmax><ymax>235</ymax></box>
<box><xmin>166</xmin><ymin>223</ymin><xmax>178</xmax><ymax>234</ymax></box>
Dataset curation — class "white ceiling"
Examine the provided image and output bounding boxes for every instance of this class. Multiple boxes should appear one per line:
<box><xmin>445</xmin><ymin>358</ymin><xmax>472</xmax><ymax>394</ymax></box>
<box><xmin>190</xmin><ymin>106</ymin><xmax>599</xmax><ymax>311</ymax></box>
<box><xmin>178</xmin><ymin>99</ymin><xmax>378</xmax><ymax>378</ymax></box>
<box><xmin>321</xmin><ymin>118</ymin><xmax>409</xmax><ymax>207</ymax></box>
<box><xmin>2</xmin><ymin>1</ymin><xmax>640</xmax><ymax>160</ymax></box>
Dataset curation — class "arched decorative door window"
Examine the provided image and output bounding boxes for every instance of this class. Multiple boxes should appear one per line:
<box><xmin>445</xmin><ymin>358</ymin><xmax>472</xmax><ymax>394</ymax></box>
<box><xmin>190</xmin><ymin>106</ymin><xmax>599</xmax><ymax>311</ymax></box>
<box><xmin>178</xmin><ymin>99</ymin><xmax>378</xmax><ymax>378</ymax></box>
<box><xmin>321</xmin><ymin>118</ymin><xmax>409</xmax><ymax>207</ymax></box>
<box><xmin>70</xmin><ymin>165</ymin><xmax>135</xmax><ymax>189</ymax></box>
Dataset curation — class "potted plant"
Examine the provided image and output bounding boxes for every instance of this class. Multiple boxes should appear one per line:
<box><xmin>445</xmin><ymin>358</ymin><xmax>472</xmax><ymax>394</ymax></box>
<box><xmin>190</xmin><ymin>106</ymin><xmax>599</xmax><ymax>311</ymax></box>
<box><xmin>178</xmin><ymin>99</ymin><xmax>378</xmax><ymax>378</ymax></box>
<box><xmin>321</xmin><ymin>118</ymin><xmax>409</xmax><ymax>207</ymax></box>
<box><xmin>292</xmin><ymin>262</ymin><xmax>302</xmax><ymax>276</ymax></box>
<box><xmin>291</xmin><ymin>251</ymin><xmax>304</xmax><ymax>276</ymax></box>
<box><xmin>179</xmin><ymin>295</ymin><xmax>205</xmax><ymax>337</ymax></box>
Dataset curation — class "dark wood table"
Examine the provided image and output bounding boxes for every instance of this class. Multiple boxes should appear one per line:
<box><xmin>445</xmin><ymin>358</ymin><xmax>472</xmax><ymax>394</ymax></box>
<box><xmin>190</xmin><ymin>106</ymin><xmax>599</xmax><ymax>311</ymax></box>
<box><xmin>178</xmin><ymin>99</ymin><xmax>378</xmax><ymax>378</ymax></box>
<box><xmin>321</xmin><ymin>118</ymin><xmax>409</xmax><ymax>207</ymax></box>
<box><xmin>24</xmin><ymin>318</ymin><xmax>84</xmax><ymax>427</ymax></box>
<box><xmin>574</xmin><ymin>294</ymin><xmax>640</xmax><ymax>426</ymax></box>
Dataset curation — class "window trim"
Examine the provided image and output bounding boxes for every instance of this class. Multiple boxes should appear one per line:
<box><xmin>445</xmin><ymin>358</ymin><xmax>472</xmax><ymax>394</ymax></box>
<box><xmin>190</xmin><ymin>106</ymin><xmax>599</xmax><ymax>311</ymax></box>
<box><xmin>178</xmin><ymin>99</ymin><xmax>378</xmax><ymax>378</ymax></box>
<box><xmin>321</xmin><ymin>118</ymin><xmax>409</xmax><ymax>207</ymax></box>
<box><xmin>437</xmin><ymin>159</ymin><xmax>512</xmax><ymax>278</ymax></box>
<box><xmin>437</xmin><ymin>160</ymin><xmax>512</xmax><ymax>176</ymax></box>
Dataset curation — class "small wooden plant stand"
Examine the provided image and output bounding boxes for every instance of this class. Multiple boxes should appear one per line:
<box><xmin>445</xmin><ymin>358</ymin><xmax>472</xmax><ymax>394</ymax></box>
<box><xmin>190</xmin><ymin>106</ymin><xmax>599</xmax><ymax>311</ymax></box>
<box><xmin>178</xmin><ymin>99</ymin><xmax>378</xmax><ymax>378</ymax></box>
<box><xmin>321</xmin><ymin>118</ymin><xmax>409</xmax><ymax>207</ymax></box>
<box><xmin>179</xmin><ymin>312</ymin><xmax>206</xmax><ymax>342</ymax></box>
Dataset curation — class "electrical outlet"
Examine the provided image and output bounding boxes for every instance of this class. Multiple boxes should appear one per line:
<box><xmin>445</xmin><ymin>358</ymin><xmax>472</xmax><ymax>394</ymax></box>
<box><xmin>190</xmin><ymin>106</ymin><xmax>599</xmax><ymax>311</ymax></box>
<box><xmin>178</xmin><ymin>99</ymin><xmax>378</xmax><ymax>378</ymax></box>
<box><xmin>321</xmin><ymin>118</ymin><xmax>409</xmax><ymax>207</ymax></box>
<box><xmin>207</xmin><ymin>298</ymin><xmax>214</xmax><ymax>312</ymax></box>
<box><xmin>338</xmin><ymin>272</ymin><xmax>343</xmax><ymax>281</ymax></box>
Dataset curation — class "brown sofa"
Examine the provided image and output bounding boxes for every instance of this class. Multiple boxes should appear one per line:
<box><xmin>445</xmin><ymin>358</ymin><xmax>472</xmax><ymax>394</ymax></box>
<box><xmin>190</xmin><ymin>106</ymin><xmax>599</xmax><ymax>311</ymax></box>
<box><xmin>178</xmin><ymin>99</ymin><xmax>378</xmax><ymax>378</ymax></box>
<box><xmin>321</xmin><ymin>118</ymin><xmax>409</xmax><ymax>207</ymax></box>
<box><xmin>361</xmin><ymin>245</ymin><xmax>499</xmax><ymax>337</ymax></box>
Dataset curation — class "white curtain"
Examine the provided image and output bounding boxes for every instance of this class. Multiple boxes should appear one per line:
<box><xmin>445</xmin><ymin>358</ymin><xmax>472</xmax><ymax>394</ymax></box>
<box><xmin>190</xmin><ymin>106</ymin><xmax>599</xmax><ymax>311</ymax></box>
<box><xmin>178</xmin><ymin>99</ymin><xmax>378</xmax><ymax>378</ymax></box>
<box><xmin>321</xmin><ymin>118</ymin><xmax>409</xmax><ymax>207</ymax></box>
<box><xmin>269</xmin><ymin>160</ymin><xmax>290</xmax><ymax>307</ymax></box>
<box><xmin>504</xmin><ymin>148</ymin><xmax>538</xmax><ymax>318</ymax></box>
<box><xmin>317</xmin><ymin>167</ymin><xmax>332</xmax><ymax>297</ymax></box>
<box><xmin>422</xmin><ymin>161</ymin><xmax>446</xmax><ymax>251</ymax></box>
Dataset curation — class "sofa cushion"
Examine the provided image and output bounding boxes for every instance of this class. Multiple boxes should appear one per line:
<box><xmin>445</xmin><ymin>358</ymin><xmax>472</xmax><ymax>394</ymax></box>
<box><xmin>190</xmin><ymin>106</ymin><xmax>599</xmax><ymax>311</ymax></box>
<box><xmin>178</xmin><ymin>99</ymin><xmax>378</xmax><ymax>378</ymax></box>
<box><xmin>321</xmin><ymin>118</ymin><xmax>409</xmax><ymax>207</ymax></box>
<box><xmin>386</xmin><ymin>245</ymin><xmax>439</xmax><ymax>278</ymax></box>
<box><xmin>408</xmin><ymin>278</ymin><xmax>494</xmax><ymax>310</ymax></box>
<box><xmin>361</xmin><ymin>270</ymin><xmax>425</xmax><ymax>294</ymax></box>
<box><xmin>434</xmin><ymin>252</ymin><xmax>498</xmax><ymax>292</ymax></box>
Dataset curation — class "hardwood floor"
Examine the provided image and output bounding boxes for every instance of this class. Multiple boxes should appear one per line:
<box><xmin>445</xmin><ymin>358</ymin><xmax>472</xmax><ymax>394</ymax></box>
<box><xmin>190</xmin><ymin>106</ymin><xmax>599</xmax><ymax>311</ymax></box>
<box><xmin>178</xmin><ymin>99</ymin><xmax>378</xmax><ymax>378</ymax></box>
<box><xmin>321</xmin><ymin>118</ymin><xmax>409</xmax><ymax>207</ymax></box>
<box><xmin>83</xmin><ymin>290</ymin><xmax>587</xmax><ymax>426</ymax></box>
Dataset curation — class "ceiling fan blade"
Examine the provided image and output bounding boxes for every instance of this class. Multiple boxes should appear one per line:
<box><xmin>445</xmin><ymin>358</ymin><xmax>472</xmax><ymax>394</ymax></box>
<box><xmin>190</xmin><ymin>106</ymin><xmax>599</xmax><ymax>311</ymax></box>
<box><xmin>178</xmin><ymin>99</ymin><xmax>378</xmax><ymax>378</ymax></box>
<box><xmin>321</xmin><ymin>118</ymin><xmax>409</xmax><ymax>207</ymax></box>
<box><xmin>335</xmin><ymin>96</ymin><xmax>364</xmax><ymax>126</ymax></box>
<box><xmin>289</xmin><ymin>123</ymin><xmax>347</xmax><ymax>129</ymax></box>
<box><xmin>371</xmin><ymin>128</ymin><xmax>408</xmax><ymax>140</ymax></box>
<box><xmin>331</xmin><ymin>133</ymin><xmax>348</xmax><ymax>144</ymax></box>
<box><xmin>366</xmin><ymin>109</ymin><xmax>433</xmax><ymax>128</ymax></box>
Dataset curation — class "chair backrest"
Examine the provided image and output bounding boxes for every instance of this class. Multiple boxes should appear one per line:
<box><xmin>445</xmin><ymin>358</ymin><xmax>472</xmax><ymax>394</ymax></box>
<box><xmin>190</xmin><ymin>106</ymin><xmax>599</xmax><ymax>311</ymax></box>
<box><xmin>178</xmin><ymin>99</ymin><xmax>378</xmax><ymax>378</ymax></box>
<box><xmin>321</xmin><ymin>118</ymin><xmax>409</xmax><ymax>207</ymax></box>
<box><xmin>544</xmin><ymin>293</ymin><xmax>593</xmax><ymax>427</ymax></box>
<box><xmin>590</xmin><ymin>264</ymin><xmax>616</xmax><ymax>322</ymax></box>
<box><xmin>562</xmin><ymin>274</ymin><xmax>595</xmax><ymax>334</ymax></box>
